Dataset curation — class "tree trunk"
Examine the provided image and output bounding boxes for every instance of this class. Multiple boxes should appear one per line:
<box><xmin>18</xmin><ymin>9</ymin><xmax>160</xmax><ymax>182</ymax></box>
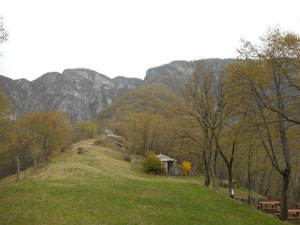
<box><xmin>209</xmin><ymin>159</ymin><xmax>219</xmax><ymax>192</ymax></box>
<box><xmin>16</xmin><ymin>156</ymin><xmax>20</xmax><ymax>181</ymax></box>
<box><xmin>280</xmin><ymin>170</ymin><xmax>290</xmax><ymax>221</ymax></box>
<box><xmin>45</xmin><ymin>151</ymin><xmax>50</xmax><ymax>163</ymax></box>
<box><xmin>248</xmin><ymin>185</ymin><xmax>252</xmax><ymax>205</ymax></box>
<box><xmin>264</xmin><ymin>169</ymin><xmax>273</xmax><ymax>196</ymax></box>
<box><xmin>33</xmin><ymin>157</ymin><xmax>37</xmax><ymax>172</ymax></box>
<box><xmin>247</xmin><ymin>171</ymin><xmax>253</xmax><ymax>204</ymax></box>
<box><xmin>297</xmin><ymin>177</ymin><xmax>300</xmax><ymax>202</ymax></box>
<box><xmin>203</xmin><ymin>153</ymin><xmax>210</xmax><ymax>187</ymax></box>
<box><xmin>213</xmin><ymin>148</ymin><xmax>218</xmax><ymax>178</ymax></box>
<box><xmin>204</xmin><ymin>173</ymin><xmax>210</xmax><ymax>187</ymax></box>
<box><xmin>228</xmin><ymin>167</ymin><xmax>233</xmax><ymax>198</ymax></box>
<box><xmin>247</xmin><ymin>147</ymin><xmax>252</xmax><ymax>205</ymax></box>
<box><xmin>198</xmin><ymin>155</ymin><xmax>204</xmax><ymax>174</ymax></box>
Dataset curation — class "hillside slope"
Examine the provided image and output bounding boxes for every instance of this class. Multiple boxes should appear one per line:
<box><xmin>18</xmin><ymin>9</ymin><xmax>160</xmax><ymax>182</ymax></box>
<box><xmin>0</xmin><ymin>138</ymin><xmax>284</xmax><ymax>225</ymax></box>
<box><xmin>96</xmin><ymin>84</ymin><xmax>180</xmax><ymax>122</ymax></box>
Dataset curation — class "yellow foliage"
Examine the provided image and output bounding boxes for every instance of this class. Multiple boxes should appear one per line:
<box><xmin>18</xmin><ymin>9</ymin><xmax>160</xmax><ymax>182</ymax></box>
<box><xmin>124</xmin><ymin>112</ymin><xmax>169</xmax><ymax>156</ymax></box>
<box><xmin>181</xmin><ymin>161</ymin><xmax>191</xmax><ymax>176</ymax></box>
<box><xmin>18</xmin><ymin>111</ymin><xmax>74</xmax><ymax>161</ymax></box>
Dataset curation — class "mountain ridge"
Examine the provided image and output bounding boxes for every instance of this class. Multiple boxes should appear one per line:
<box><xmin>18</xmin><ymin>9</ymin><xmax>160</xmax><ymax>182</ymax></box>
<box><xmin>0</xmin><ymin>59</ymin><xmax>232</xmax><ymax>121</ymax></box>
<box><xmin>0</xmin><ymin>68</ymin><xmax>143</xmax><ymax>121</ymax></box>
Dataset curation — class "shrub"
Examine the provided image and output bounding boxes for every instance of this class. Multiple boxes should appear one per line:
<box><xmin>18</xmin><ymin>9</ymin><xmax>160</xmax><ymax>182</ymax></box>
<box><xmin>181</xmin><ymin>161</ymin><xmax>191</xmax><ymax>176</ymax></box>
<box><xmin>142</xmin><ymin>154</ymin><xmax>164</xmax><ymax>174</ymax></box>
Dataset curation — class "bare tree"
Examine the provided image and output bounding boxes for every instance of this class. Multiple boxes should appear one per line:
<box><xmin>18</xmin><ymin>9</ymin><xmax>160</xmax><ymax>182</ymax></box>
<box><xmin>178</xmin><ymin>61</ymin><xmax>231</xmax><ymax>192</ymax></box>
<box><xmin>0</xmin><ymin>16</ymin><xmax>8</xmax><ymax>49</ymax></box>
<box><xmin>225</xmin><ymin>28</ymin><xmax>300</xmax><ymax>220</ymax></box>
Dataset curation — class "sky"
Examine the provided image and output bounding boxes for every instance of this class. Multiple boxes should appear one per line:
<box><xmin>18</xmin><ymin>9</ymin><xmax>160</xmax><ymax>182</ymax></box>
<box><xmin>0</xmin><ymin>0</ymin><xmax>300</xmax><ymax>81</ymax></box>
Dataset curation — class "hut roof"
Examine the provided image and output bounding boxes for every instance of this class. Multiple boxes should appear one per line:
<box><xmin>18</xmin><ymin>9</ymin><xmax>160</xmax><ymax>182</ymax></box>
<box><xmin>156</xmin><ymin>154</ymin><xmax>176</xmax><ymax>162</ymax></box>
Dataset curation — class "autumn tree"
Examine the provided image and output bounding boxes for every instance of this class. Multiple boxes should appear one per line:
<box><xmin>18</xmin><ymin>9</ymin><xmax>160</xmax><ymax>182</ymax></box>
<box><xmin>0</xmin><ymin>15</ymin><xmax>8</xmax><ymax>51</ymax></box>
<box><xmin>0</xmin><ymin>90</ymin><xmax>14</xmax><ymax>178</ymax></box>
<box><xmin>225</xmin><ymin>28</ymin><xmax>300</xmax><ymax>220</ymax></box>
<box><xmin>73</xmin><ymin>121</ymin><xmax>97</xmax><ymax>141</ymax></box>
<box><xmin>213</xmin><ymin>108</ymin><xmax>247</xmax><ymax>198</ymax></box>
<box><xmin>231</xmin><ymin>127</ymin><xmax>268</xmax><ymax>204</ymax></box>
<box><xmin>12</xmin><ymin>123</ymin><xmax>38</xmax><ymax>180</ymax></box>
<box><xmin>124</xmin><ymin>112</ymin><xmax>171</xmax><ymax>156</ymax></box>
<box><xmin>0</xmin><ymin>16</ymin><xmax>9</xmax><ymax>153</ymax></box>
<box><xmin>125</xmin><ymin>112</ymin><xmax>153</xmax><ymax>155</ymax></box>
<box><xmin>0</xmin><ymin>17</ymin><xmax>11</xmax><ymax>176</ymax></box>
<box><xmin>177</xmin><ymin>61</ymin><xmax>232</xmax><ymax>191</ymax></box>
<box><xmin>18</xmin><ymin>111</ymin><xmax>73</xmax><ymax>164</ymax></box>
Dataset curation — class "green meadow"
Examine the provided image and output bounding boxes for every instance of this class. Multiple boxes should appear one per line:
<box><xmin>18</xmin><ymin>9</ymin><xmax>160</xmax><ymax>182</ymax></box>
<box><xmin>0</xmin><ymin>138</ymin><xmax>285</xmax><ymax>225</ymax></box>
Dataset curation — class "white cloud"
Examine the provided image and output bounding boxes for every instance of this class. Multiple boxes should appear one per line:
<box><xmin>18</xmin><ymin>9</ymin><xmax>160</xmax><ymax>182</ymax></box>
<box><xmin>0</xmin><ymin>0</ymin><xmax>299</xmax><ymax>80</ymax></box>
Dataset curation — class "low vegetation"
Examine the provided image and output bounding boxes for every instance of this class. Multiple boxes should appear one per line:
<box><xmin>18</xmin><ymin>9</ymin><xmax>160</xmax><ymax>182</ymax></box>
<box><xmin>1</xmin><ymin>22</ymin><xmax>300</xmax><ymax>222</ymax></box>
<box><xmin>142</xmin><ymin>154</ymin><xmax>164</xmax><ymax>174</ymax></box>
<box><xmin>96</xmin><ymin>27</ymin><xmax>300</xmax><ymax>221</ymax></box>
<box><xmin>73</xmin><ymin>121</ymin><xmax>98</xmax><ymax>141</ymax></box>
<box><xmin>0</xmin><ymin>138</ymin><xmax>285</xmax><ymax>225</ymax></box>
<box><xmin>0</xmin><ymin>94</ymin><xmax>98</xmax><ymax>179</ymax></box>
<box><xmin>182</xmin><ymin>161</ymin><xmax>191</xmax><ymax>176</ymax></box>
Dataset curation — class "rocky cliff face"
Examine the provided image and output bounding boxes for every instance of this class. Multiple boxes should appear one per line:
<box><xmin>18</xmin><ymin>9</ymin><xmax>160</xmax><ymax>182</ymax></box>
<box><xmin>0</xmin><ymin>59</ymin><xmax>231</xmax><ymax>121</ymax></box>
<box><xmin>144</xmin><ymin>59</ymin><xmax>233</xmax><ymax>90</ymax></box>
<box><xmin>0</xmin><ymin>68</ymin><xmax>143</xmax><ymax>121</ymax></box>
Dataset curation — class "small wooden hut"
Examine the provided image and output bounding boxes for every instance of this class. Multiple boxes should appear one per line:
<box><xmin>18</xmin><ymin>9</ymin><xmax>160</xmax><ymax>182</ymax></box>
<box><xmin>156</xmin><ymin>154</ymin><xmax>177</xmax><ymax>175</ymax></box>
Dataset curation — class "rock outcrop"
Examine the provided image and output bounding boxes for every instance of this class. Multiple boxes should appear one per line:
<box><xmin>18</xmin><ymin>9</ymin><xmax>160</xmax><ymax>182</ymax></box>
<box><xmin>0</xmin><ymin>59</ymin><xmax>232</xmax><ymax>121</ymax></box>
<box><xmin>144</xmin><ymin>59</ymin><xmax>233</xmax><ymax>90</ymax></box>
<box><xmin>0</xmin><ymin>68</ymin><xmax>143</xmax><ymax>121</ymax></box>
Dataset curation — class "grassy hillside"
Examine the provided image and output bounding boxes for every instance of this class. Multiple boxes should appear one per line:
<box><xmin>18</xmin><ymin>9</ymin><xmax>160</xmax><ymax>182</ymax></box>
<box><xmin>0</xmin><ymin>138</ymin><xmax>284</xmax><ymax>225</ymax></box>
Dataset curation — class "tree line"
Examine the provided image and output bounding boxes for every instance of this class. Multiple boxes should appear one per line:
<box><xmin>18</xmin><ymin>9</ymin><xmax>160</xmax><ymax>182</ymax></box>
<box><xmin>104</xmin><ymin>28</ymin><xmax>300</xmax><ymax>221</ymax></box>
<box><xmin>0</xmin><ymin>90</ymin><xmax>97</xmax><ymax>180</ymax></box>
<box><xmin>1</xmin><ymin>14</ymin><xmax>299</xmax><ymax>220</ymax></box>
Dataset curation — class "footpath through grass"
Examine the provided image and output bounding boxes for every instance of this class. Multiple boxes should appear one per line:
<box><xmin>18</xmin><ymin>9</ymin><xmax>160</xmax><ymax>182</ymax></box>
<box><xmin>0</xmin><ymin>138</ymin><xmax>286</xmax><ymax>225</ymax></box>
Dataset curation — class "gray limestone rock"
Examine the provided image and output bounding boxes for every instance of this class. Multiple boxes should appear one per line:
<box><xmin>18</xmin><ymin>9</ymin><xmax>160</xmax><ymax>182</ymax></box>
<box><xmin>0</xmin><ymin>68</ymin><xmax>143</xmax><ymax>121</ymax></box>
<box><xmin>0</xmin><ymin>59</ymin><xmax>231</xmax><ymax>121</ymax></box>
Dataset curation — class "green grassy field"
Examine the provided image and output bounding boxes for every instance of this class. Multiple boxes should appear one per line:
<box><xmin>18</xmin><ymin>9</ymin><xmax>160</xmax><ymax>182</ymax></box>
<box><xmin>0</xmin><ymin>138</ymin><xmax>286</xmax><ymax>225</ymax></box>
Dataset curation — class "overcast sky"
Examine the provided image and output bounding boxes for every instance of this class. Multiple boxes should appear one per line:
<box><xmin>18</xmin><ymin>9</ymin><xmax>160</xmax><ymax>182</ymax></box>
<box><xmin>0</xmin><ymin>0</ymin><xmax>299</xmax><ymax>81</ymax></box>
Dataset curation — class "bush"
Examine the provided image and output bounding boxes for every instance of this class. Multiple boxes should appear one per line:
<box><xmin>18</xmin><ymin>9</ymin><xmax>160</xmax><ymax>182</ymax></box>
<box><xmin>142</xmin><ymin>154</ymin><xmax>164</xmax><ymax>174</ymax></box>
<box><xmin>181</xmin><ymin>161</ymin><xmax>191</xmax><ymax>176</ymax></box>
